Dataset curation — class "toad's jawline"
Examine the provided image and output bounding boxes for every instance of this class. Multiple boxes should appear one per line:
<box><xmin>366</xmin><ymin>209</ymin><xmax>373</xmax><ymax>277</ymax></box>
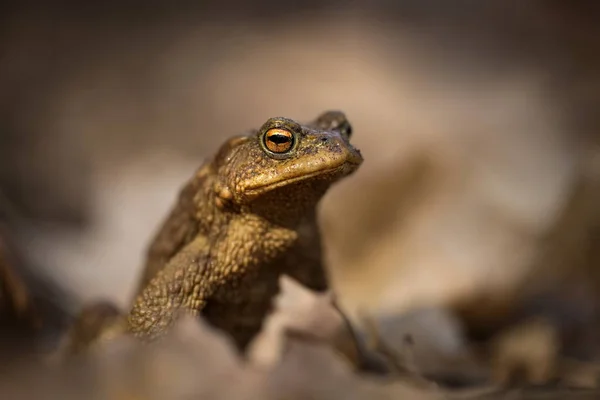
<box><xmin>243</xmin><ymin>162</ymin><xmax>360</xmax><ymax>198</ymax></box>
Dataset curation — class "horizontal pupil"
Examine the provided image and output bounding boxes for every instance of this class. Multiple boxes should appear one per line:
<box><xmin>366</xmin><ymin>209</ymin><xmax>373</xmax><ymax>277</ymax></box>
<box><xmin>269</xmin><ymin>134</ymin><xmax>291</xmax><ymax>144</ymax></box>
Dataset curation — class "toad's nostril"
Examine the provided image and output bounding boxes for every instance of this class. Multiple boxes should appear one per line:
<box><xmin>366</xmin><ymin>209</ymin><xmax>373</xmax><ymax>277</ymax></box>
<box><xmin>321</xmin><ymin>137</ymin><xmax>329</xmax><ymax>142</ymax></box>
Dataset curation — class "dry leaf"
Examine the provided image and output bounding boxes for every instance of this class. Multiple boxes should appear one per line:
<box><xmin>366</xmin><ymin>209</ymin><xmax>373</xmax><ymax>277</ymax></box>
<box><xmin>247</xmin><ymin>275</ymin><xmax>349</xmax><ymax>368</ymax></box>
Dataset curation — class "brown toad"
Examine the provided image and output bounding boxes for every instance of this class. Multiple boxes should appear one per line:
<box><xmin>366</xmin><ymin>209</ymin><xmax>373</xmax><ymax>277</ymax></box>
<box><xmin>127</xmin><ymin>111</ymin><xmax>362</xmax><ymax>349</ymax></box>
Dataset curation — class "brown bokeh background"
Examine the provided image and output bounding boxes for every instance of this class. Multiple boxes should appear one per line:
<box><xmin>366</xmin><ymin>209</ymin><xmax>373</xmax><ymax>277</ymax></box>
<box><xmin>1</xmin><ymin>1</ymin><xmax>599</xmax><ymax>346</ymax></box>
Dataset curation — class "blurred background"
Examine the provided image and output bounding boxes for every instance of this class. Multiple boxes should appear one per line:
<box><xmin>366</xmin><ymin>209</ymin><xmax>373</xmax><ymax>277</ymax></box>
<box><xmin>1</xmin><ymin>0</ymin><xmax>600</xmax><ymax>359</ymax></box>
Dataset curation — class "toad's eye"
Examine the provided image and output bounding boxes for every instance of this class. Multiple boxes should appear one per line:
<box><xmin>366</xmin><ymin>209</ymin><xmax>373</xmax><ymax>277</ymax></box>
<box><xmin>338</xmin><ymin>121</ymin><xmax>352</xmax><ymax>138</ymax></box>
<box><xmin>263</xmin><ymin>128</ymin><xmax>295</xmax><ymax>154</ymax></box>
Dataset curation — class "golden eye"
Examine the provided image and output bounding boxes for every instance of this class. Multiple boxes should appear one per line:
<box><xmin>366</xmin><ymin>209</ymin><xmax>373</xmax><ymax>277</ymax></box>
<box><xmin>263</xmin><ymin>128</ymin><xmax>294</xmax><ymax>154</ymax></box>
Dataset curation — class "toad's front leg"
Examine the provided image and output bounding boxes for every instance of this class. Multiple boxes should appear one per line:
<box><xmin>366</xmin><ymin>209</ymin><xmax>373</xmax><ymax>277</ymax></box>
<box><xmin>127</xmin><ymin>236</ymin><xmax>212</xmax><ymax>341</ymax></box>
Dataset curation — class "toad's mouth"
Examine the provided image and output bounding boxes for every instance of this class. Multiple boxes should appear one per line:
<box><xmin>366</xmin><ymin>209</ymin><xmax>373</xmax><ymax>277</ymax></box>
<box><xmin>243</xmin><ymin>160</ymin><xmax>360</xmax><ymax>198</ymax></box>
